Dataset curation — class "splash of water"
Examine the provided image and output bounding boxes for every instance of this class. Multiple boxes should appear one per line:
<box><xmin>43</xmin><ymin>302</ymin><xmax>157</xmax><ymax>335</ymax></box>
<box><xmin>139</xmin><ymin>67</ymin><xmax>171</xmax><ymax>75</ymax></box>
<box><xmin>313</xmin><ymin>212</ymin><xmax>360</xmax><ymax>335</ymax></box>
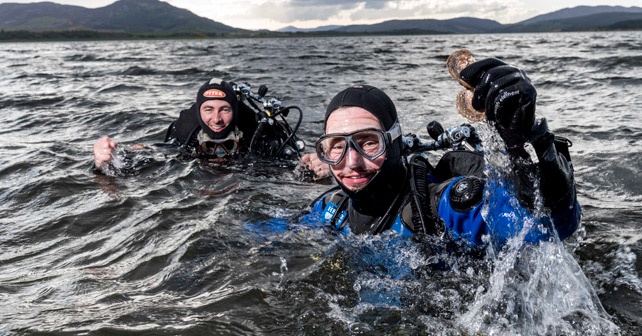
<box><xmin>316</xmin><ymin>233</ymin><xmax>430</xmax><ymax>331</ymax></box>
<box><xmin>99</xmin><ymin>147</ymin><xmax>132</xmax><ymax>177</ymax></box>
<box><xmin>457</xmin><ymin>123</ymin><xmax>620</xmax><ymax>335</ymax></box>
<box><xmin>99</xmin><ymin>146</ymin><xmax>162</xmax><ymax>177</ymax></box>
<box><xmin>277</xmin><ymin>256</ymin><xmax>288</xmax><ymax>288</ymax></box>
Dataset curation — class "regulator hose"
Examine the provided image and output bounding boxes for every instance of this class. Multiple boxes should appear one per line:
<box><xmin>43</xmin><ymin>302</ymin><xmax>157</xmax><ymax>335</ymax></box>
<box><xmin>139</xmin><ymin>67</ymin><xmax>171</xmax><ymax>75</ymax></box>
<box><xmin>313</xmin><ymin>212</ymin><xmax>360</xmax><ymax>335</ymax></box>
<box><xmin>249</xmin><ymin>116</ymin><xmax>269</xmax><ymax>154</ymax></box>
<box><xmin>274</xmin><ymin>105</ymin><xmax>303</xmax><ymax>158</ymax></box>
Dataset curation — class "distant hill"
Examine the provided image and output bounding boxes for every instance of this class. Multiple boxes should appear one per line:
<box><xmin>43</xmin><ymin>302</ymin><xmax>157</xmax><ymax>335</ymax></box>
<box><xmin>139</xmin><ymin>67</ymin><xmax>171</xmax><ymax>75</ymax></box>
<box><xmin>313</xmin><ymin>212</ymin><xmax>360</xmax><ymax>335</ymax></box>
<box><xmin>0</xmin><ymin>2</ymin><xmax>89</xmax><ymax>31</ymax></box>
<box><xmin>332</xmin><ymin>17</ymin><xmax>502</xmax><ymax>34</ymax></box>
<box><xmin>325</xmin><ymin>7</ymin><xmax>642</xmax><ymax>34</ymax></box>
<box><xmin>277</xmin><ymin>25</ymin><xmax>344</xmax><ymax>33</ymax></box>
<box><xmin>0</xmin><ymin>0</ymin><xmax>248</xmax><ymax>35</ymax></box>
<box><xmin>608</xmin><ymin>19</ymin><xmax>642</xmax><ymax>30</ymax></box>
<box><xmin>517</xmin><ymin>5</ymin><xmax>642</xmax><ymax>25</ymax></box>
<box><xmin>504</xmin><ymin>11</ymin><xmax>642</xmax><ymax>33</ymax></box>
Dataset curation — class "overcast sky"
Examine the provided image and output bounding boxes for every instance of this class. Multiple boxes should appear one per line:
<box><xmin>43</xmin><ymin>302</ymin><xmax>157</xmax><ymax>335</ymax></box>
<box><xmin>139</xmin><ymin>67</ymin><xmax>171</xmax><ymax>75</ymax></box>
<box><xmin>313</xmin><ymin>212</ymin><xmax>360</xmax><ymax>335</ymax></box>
<box><xmin>3</xmin><ymin>0</ymin><xmax>641</xmax><ymax>30</ymax></box>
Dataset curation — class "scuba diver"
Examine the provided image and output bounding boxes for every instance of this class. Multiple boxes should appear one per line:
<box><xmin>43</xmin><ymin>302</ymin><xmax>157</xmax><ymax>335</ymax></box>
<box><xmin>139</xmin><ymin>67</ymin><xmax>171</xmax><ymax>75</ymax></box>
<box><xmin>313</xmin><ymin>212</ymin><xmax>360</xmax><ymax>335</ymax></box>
<box><xmin>93</xmin><ymin>78</ymin><xmax>305</xmax><ymax>171</ymax></box>
<box><xmin>308</xmin><ymin>58</ymin><xmax>581</xmax><ymax>245</ymax></box>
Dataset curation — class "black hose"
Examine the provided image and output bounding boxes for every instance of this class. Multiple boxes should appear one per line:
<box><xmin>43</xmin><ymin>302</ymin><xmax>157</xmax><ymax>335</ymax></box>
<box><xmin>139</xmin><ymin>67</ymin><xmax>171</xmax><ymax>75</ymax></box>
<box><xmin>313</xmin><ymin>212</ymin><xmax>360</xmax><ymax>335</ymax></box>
<box><xmin>249</xmin><ymin>119</ymin><xmax>268</xmax><ymax>154</ymax></box>
<box><xmin>274</xmin><ymin>106</ymin><xmax>303</xmax><ymax>158</ymax></box>
<box><xmin>245</xmin><ymin>95</ymin><xmax>262</xmax><ymax>112</ymax></box>
<box><xmin>371</xmin><ymin>177</ymin><xmax>409</xmax><ymax>235</ymax></box>
<box><xmin>408</xmin><ymin>155</ymin><xmax>441</xmax><ymax>235</ymax></box>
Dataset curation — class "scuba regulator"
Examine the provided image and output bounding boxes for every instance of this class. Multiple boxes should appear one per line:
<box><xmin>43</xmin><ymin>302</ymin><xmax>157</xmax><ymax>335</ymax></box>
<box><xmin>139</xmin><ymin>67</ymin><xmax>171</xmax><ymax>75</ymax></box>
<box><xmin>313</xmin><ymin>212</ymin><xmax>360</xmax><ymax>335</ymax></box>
<box><xmin>232</xmin><ymin>82</ymin><xmax>305</xmax><ymax>160</ymax></box>
<box><xmin>402</xmin><ymin>120</ymin><xmax>483</xmax><ymax>155</ymax></box>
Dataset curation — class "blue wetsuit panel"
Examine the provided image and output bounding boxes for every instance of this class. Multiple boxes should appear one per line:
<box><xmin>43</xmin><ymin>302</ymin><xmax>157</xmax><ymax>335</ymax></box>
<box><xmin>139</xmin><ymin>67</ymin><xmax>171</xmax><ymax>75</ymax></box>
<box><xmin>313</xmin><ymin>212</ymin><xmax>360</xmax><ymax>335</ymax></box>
<box><xmin>438</xmin><ymin>177</ymin><xmax>486</xmax><ymax>244</ymax></box>
<box><xmin>316</xmin><ymin>199</ymin><xmax>413</xmax><ymax>237</ymax></box>
<box><xmin>311</xmin><ymin>175</ymin><xmax>580</xmax><ymax>245</ymax></box>
<box><xmin>438</xmin><ymin>177</ymin><xmax>581</xmax><ymax>246</ymax></box>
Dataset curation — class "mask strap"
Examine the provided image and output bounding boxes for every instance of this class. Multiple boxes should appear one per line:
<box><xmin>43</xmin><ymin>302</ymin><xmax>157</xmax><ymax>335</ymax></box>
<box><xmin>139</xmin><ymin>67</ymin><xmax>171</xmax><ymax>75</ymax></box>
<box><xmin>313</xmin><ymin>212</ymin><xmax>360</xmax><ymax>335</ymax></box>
<box><xmin>387</xmin><ymin>122</ymin><xmax>401</xmax><ymax>143</ymax></box>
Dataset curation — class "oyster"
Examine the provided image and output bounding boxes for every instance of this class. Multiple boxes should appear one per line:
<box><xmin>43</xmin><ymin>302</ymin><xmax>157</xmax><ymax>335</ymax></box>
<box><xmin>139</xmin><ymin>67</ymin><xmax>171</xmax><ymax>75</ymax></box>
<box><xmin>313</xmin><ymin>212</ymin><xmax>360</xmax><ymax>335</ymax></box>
<box><xmin>446</xmin><ymin>49</ymin><xmax>485</xmax><ymax>122</ymax></box>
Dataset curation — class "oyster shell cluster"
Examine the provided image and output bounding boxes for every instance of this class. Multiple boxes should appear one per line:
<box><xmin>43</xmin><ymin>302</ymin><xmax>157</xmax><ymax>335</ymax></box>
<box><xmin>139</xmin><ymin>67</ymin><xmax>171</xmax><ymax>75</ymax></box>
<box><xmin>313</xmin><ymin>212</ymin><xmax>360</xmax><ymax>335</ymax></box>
<box><xmin>446</xmin><ymin>49</ymin><xmax>486</xmax><ymax>122</ymax></box>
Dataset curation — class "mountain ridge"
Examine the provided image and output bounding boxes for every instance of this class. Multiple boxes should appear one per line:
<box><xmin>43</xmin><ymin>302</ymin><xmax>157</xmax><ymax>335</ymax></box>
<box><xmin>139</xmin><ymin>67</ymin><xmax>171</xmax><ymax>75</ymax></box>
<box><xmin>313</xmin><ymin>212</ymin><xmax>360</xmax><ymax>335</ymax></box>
<box><xmin>1</xmin><ymin>1</ymin><xmax>641</xmax><ymax>38</ymax></box>
<box><xmin>0</xmin><ymin>0</ymin><xmax>249</xmax><ymax>35</ymax></box>
<box><xmin>518</xmin><ymin>5</ymin><xmax>642</xmax><ymax>25</ymax></box>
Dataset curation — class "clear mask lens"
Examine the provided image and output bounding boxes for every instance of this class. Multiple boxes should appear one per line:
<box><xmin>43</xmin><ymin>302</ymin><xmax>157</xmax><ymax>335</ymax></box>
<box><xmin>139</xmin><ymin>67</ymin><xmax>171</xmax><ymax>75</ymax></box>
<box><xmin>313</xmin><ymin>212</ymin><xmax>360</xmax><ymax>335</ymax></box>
<box><xmin>316</xmin><ymin>129</ymin><xmax>386</xmax><ymax>165</ymax></box>
<box><xmin>200</xmin><ymin>139</ymin><xmax>239</xmax><ymax>158</ymax></box>
<box><xmin>198</xmin><ymin>129</ymin><xmax>242</xmax><ymax>158</ymax></box>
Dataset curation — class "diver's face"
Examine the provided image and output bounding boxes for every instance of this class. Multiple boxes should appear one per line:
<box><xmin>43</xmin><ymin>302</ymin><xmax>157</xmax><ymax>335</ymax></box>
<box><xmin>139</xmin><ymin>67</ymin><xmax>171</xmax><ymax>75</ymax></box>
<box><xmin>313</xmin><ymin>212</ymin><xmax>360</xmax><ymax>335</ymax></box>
<box><xmin>324</xmin><ymin>107</ymin><xmax>386</xmax><ymax>192</ymax></box>
<box><xmin>200</xmin><ymin>100</ymin><xmax>233</xmax><ymax>133</ymax></box>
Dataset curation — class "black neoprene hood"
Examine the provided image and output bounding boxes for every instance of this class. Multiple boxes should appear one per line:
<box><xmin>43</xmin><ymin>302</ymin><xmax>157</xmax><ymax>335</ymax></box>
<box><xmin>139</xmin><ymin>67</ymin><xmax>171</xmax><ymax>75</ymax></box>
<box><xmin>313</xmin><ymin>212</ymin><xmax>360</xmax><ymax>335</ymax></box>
<box><xmin>325</xmin><ymin>85</ymin><xmax>398</xmax><ymax>132</ymax></box>
<box><xmin>195</xmin><ymin>79</ymin><xmax>239</xmax><ymax>139</ymax></box>
<box><xmin>324</xmin><ymin>84</ymin><xmax>406</xmax><ymax>217</ymax></box>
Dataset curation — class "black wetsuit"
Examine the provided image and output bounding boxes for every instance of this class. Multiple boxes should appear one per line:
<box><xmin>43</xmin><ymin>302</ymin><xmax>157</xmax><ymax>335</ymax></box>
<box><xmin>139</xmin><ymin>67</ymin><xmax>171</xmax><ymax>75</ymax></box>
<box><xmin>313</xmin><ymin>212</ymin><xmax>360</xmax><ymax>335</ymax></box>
<box><xmin>313</xmin><ymin>151</ymin><xmax>486</xmax><ymax>235</ymax></box>
<box><xmin>164</xmin><ymin>102</ymin><xmax>258</xmax><ymax>154</ymax></box>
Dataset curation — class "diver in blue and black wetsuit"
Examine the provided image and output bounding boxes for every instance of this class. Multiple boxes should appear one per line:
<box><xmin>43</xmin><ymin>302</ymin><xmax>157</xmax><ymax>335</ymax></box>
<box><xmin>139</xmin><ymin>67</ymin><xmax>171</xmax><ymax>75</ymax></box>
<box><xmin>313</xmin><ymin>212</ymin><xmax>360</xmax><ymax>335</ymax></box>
<box><xmin>308</xmin><ymin>58</ymin><xmax>580</xmax><ymax>246</ymax></box>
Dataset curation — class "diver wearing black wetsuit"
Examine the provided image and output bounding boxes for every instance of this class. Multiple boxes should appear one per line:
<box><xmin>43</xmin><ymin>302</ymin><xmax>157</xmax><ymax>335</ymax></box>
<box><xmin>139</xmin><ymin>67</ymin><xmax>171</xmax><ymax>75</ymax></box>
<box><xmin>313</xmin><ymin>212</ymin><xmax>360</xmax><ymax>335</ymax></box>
<box><xmin>93</xmin><ymin>78</ymin><xmax>303</xmax><ymax>172</ymax></box>
<box><xmin>308</xmin><ymin>58</ymin><xmax>580</xmax><ymax>246</ymax></box>
<box><xmin>164</xmin><ymin>79</ymin><xmax>259</xmax><ymax>159</ymax></box>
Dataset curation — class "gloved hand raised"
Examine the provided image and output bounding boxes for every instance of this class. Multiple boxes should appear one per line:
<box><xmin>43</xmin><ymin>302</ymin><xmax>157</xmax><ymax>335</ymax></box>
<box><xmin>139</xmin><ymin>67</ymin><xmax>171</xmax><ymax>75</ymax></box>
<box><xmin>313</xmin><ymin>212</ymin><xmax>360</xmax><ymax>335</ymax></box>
<box><xmin>460</xmin><ymin>58</ymin><xmax>579</xmax><ymax>216</ymax></box>
<box><xmin>459</xmin><ymin>58</ymin><xmax>536</xmax><ymax>150</ymax></box>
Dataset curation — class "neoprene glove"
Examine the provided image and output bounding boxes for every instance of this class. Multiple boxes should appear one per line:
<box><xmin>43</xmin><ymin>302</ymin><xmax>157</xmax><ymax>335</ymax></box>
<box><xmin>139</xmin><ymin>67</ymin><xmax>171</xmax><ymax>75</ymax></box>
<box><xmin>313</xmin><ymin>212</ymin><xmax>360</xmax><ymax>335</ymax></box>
<box><xmin>460</xmin><ymin>58</ymin><xmax>577</xmax><ymax>214</ymax></box>
<box><xmin>459</xmin><ymin>58</ymin><xmax>536</xmax><ymax>150</ymax></box>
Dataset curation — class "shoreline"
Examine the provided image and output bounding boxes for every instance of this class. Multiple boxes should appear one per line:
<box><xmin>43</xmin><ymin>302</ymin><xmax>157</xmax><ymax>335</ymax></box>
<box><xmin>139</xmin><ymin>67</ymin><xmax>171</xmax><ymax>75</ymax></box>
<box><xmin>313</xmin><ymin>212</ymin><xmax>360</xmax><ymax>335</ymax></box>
<box><xmin>1</xmin><ymin>28</ymin><xmax>640</xmax><ymax>43</ymax></box>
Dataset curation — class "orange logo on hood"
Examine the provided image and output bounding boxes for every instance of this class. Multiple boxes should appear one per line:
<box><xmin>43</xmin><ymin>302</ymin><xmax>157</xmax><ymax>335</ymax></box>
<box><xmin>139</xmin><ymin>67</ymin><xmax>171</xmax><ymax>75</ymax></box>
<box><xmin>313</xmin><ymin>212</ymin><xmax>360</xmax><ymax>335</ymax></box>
<box><xmin>203</xmin><ymin>89</ymin><xmax>226</xmax><ymax>98</ymax></box>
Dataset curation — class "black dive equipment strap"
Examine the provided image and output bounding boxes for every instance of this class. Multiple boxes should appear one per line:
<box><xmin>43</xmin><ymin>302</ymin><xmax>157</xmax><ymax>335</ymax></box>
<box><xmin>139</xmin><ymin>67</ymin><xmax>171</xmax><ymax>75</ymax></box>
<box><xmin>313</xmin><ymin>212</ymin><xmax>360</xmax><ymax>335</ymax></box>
<box><xmin>370</xmin><ymin>176</ymin><xmax>410</xmax><ymax>234</ymax></box>
<box><xmin>407</xmin><ymin>155</ymin><xmax>439</xmax><ymax>235</ymax></box>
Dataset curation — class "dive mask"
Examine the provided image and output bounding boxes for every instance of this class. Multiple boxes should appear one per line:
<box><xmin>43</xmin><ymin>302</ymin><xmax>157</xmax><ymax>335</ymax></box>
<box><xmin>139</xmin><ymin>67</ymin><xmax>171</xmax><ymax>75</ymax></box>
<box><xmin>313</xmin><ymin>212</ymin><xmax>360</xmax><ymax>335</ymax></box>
<box><xmin>198</xmin><ymin>128</ymin><xmax>243</xmax><ymax>158</ymax></box>
<box><xmin>315</xmin><ymin>122</ymin><xmax>401</xmax><ymax>165</ymax></box>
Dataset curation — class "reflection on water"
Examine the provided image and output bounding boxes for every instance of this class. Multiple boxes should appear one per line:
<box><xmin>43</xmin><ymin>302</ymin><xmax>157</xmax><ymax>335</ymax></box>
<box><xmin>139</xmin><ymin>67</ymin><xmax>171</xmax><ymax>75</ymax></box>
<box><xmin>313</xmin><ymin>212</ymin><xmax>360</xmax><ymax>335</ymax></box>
<box><xmin>0</xmin><ymin>31</ymin><xmax>641</xmax><ymax>335</ymax></box>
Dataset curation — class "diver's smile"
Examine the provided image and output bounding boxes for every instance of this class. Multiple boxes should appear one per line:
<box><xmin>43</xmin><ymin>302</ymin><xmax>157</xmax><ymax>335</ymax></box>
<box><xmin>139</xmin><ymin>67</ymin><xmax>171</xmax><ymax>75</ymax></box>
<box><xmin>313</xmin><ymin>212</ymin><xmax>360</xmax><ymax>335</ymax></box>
<box><xmin>337</xmin><ymin>169</ymin><xmax>377</xmax><ymax>189</ymax></box>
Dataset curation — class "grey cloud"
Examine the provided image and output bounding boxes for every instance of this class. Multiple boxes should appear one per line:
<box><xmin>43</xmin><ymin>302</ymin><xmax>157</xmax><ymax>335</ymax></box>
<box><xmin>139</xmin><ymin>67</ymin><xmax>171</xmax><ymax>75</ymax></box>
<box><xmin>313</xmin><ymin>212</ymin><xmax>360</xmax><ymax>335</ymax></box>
<box><xmin>251</xmin><ymin>0</ymin><xmax>519</xmax><ymax>25</ymax></box>
<box><xmin>363</xmin><ymin>1</ymin><xmax>388</xmax><ymax>9</ymax></box>
<box><xmin>248</xmin><ymin>0</ymin><xmax>379</xmax><ymax>22</ymax></box>
<box><xmin>290</xmin><ymin>0</ymin><xmax>388</xmax><ymax>9</ymax></box>
<box><xmin>349</xmin><ymin>1</ymin><xmax>516</xmax><ymax>21</ymax></box>
<box><xmin>249</xmin><ymin>2</ymin><xmax>347</xmax><ymax>22</ymax></box>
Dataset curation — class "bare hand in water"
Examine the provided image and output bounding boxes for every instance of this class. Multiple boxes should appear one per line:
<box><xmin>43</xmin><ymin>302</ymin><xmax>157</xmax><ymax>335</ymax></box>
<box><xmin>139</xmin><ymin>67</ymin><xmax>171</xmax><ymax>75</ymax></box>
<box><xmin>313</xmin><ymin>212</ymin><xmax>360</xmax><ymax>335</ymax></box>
<box><xmin>299</xmin><ymin>153</ymin><xmax>330</xmax><ymax>180</ymax></box>
<box><xmin>93</xmin><ymin>136</ymin><xmax>118</xmax><ymax>170</ymax></box>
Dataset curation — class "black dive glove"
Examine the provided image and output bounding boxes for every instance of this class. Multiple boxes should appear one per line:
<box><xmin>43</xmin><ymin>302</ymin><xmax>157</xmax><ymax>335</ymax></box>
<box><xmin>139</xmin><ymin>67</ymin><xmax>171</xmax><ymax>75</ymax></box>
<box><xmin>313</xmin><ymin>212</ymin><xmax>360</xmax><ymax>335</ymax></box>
<box><xmin>459</xmin><ymin>58</ymin><xmax>536</xmax><ymax>152</ymax></box>
<box><xmin>513</xmin><ymin>119</ymin><xmax>577</xmax><ymax>211</ymax></box>
<box><xmin>460</xmin><ymin>58</ymin><xmax>575</xmax><ymax>211</ymax></box>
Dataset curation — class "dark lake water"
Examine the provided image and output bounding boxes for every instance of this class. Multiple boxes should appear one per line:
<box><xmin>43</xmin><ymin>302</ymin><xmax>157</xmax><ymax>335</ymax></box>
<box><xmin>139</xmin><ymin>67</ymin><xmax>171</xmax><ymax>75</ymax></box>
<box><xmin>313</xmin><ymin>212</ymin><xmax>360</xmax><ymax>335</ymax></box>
<box><xmin>1</xmin><ymin>31</ymin><xmax>641</xmax><ymax>335</ymax></box>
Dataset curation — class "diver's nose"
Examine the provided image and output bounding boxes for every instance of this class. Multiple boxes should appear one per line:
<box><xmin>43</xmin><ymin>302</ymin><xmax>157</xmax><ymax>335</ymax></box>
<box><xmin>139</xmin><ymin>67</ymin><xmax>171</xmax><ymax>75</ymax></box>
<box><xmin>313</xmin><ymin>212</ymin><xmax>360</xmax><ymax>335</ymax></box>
<box><xmin>344</xmin><ymin>146</ymin><xmax>364</xmax><ymax>168</ymax></box>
